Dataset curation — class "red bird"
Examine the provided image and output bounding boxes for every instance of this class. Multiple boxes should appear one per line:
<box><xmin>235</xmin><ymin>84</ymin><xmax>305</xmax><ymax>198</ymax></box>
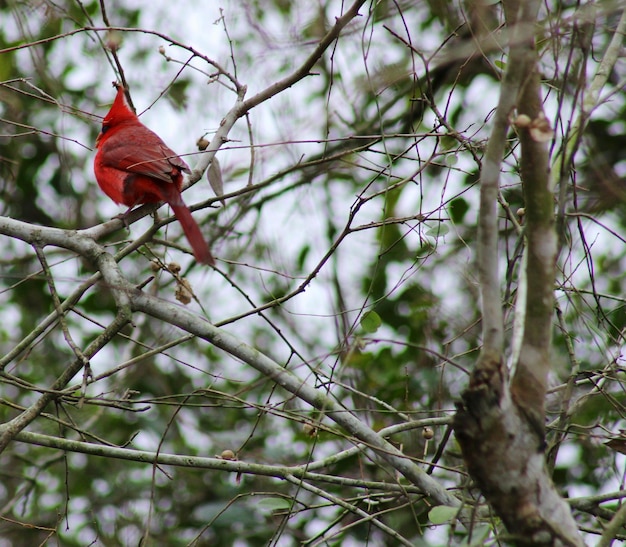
<box><xmin>94</xmin><ymin>82</ymin><xmax>215</xmax><ymax>266</ymax></box>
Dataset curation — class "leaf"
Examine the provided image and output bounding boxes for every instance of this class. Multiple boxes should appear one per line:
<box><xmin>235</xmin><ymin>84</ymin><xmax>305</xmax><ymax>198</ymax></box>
<box><xmin>606</xmin><ymin>437</ymin><xmax>626</xmax><ymax>455</ymax></box>
<box><xmin>360</xmin><ymin>311</ymin><xmax>382</xmax><ymax>333</ymax></box>
<box><xmin>426</xmin><ymin>224</ymin><xmax>449</xmax><ymax>238</ymax></box>
<box><xmin>297</xmin><ymin>244</ymin><xmax>310</xmax><ymax>270</ymax></box>
<box><xmin>257</xmin><ymin>497</ymin><xmax>292</xmax><ymax>512</ymax></box>
<box><xmin>428</xmin><ymin>505</ymin><xmax>459</xmax><ymax>524</ymax></box>
<box><xmin>444</xmin><ymin>154</ymin><xmax>458</xmax><ymax>166</ymax></box>
<box><xmin>449</xmin><ymin>197</ymin><xmax>470</xmax><ymax>224</ymax></box>
<box><xmin>459</xmin><ymin>524</ymin><xmax>493</xmax><ymax>546</ymax></box>
<box><xmin>207</xmin><ymin>156</ymin><xmax>225</xmax><ymax>204</ymax></box>
<box><xmin>165</xmin><ymin>79</ymin><xmax>191</xmax><ymax>110</ymax></box>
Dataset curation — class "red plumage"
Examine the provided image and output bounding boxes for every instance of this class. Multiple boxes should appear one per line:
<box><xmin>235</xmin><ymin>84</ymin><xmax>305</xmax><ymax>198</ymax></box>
<box><xmin>94</xmin><ymin>82</ymin><xmax>215</xmax><ymax>266</ymax></box>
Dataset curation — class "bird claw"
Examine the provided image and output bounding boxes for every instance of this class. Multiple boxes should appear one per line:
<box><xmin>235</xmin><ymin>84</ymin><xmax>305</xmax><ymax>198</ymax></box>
<box><xmin>113</xmin><ymin>207</ymin><xmax>134</xmax><ymax>230</ymax></box>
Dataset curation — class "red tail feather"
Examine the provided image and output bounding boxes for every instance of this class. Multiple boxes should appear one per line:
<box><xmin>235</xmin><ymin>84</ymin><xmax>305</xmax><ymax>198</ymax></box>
<box><xmin>168</xmin><ymin>200</ymin><xmax>216</xmax><ymax>266</ymax></box>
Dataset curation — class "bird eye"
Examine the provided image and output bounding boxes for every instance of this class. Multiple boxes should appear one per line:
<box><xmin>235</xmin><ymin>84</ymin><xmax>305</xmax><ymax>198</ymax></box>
<box><xmin>101</xmin><ymin>124</ymin><xmax>110</xmax><ymax>134</ymax></box>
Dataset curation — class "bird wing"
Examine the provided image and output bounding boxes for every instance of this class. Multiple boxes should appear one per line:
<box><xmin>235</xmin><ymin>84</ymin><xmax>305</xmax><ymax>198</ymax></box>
<box><xmin>99</xmin><ymin>133</ymin><xmax>190</xmax><ymax>184</ymax></box>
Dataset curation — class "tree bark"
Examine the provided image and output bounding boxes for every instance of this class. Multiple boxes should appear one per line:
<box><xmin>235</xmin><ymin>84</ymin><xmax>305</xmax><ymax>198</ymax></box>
<box><xmin>453</xmin><ymin>2</ymin><xmax>584</xmax><ymax>545</ymax></box>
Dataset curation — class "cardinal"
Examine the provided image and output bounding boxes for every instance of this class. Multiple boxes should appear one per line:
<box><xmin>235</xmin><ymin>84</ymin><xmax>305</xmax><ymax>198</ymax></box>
<box><xmin>94</xmin><ymin>82</ymin><xmax>215</xmax><ymax>266</ymax></box>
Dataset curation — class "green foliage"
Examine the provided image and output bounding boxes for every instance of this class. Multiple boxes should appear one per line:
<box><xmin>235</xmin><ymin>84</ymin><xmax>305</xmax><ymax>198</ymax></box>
<box><xmin>359</xmin><ymin>310</ymin><xmax>381</xmax><ymax>333</ymax></box>
<box><xmin>428</xmin><ymin>505</ymin><xmax>458</xmax><ymax>524</ymax></box>
<box><xmin>449</xmin><ymin>197</ymin><xmax>470</xmax><ymax>224</ymax></box>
